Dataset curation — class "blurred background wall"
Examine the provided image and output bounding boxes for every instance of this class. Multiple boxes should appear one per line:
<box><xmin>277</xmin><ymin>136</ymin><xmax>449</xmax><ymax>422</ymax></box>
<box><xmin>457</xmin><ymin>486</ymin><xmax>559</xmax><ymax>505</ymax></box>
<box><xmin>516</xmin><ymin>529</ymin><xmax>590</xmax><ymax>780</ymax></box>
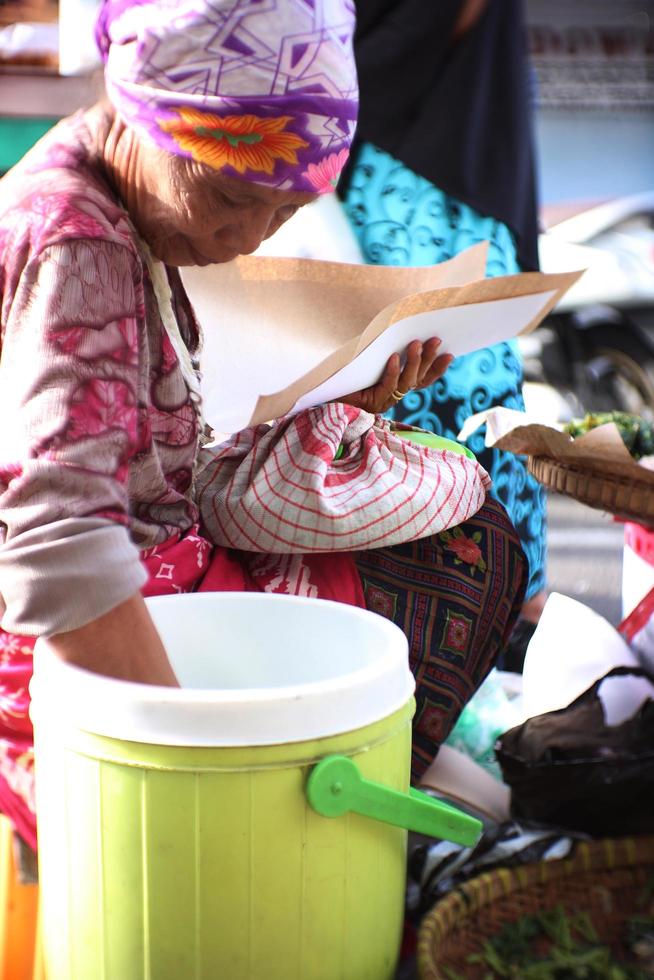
<box><xmin>525</xmin><ymin>0</ymin><xmax>654</xmax><ymax>204</ymax></box>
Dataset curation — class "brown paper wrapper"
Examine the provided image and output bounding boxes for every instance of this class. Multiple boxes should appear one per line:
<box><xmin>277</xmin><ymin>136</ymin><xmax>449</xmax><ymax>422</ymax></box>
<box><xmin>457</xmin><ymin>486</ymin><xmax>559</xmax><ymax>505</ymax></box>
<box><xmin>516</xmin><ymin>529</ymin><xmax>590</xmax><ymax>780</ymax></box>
<box><xmin>460</xmin><ymin>408</ymin><xmax>654</xmax><ymax>522</ymax></box>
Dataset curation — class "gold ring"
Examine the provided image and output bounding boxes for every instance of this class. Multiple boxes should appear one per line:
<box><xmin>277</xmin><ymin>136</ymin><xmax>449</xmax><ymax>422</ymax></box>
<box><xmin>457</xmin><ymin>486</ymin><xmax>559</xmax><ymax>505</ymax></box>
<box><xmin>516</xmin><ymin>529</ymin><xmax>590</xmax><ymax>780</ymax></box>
<box><xmin>391</xmin><ymin>388</ymin><xmax>408</xmax><ymax>402</ymax></box>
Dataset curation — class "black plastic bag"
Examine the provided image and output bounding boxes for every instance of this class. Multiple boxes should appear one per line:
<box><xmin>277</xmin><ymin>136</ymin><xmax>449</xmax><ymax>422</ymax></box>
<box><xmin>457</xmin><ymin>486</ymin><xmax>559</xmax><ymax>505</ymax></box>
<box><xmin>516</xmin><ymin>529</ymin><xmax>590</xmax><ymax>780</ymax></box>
<box><xmin>495</xmin><ymin>666</ymin><xmax>654</xmax><ymax>836</ymax></box>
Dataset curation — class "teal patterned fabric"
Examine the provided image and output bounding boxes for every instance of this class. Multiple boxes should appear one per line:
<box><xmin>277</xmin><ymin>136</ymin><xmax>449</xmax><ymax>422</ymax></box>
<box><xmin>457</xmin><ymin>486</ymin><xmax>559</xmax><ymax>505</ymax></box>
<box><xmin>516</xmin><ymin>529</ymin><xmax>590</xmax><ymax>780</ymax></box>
<box><xmin>342</xmin><ymin>143</ymin><xmax>546</xmax><ymax>597</ymax></box>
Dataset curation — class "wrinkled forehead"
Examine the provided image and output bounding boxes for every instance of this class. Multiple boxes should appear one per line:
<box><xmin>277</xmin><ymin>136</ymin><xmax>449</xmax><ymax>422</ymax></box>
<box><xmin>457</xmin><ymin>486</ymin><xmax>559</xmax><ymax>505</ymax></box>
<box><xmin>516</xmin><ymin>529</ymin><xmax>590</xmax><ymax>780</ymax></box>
<box><xmin>167</xmin><ymin>151</ymin><xmax>320</xmax><ymax>208</ymax></box>
<box><xmin>96</xmin><ymin>0</ymin><xmax>358</xmax><ymax>194</ymax></box>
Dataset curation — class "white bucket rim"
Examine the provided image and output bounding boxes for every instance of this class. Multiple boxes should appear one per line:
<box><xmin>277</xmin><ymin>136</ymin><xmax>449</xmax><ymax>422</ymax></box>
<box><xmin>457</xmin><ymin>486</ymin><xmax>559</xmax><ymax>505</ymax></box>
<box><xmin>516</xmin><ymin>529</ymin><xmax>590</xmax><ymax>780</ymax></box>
<box><xmin>31</xmin><ymin>594</ymin><xmax>414</xmax><ymax>747</ymax></box>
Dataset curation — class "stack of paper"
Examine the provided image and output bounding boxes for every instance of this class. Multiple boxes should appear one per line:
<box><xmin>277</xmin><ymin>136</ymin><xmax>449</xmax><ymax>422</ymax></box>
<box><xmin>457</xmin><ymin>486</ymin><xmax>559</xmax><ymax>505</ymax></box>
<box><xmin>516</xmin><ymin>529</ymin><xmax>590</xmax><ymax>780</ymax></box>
<box><xmin>181</xmin><ymin>242</ymin><xmax>581</xmax><ymax>435</ymax></box>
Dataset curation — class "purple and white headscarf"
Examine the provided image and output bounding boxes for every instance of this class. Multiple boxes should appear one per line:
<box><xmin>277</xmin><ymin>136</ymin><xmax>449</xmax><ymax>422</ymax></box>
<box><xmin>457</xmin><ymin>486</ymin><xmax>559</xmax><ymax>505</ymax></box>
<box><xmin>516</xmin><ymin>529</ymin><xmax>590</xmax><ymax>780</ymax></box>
<box><xmin>96</xmin><ymin>0</ymin><xmax>358</xmax><ymax>193</ymax></box>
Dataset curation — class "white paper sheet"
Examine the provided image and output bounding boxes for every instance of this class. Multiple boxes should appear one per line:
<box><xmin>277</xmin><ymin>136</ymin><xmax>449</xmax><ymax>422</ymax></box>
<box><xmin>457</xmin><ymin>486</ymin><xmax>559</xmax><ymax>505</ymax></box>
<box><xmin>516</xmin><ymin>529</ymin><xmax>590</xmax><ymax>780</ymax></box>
<box><xmin>187</xmin><ymin>245</ymin><xmax>494</xmax><ymax>434</ymax></box>
<box><xmin>199</xmin><ymin>300</ymin><xmax>327</xmax><ymax>437</ymax></box>
<box><xmin>523</xmin><ymin>593</ymin><xmax>654</xmax><ymax>725</ymax></box>
<box><xmin>292</xmin><ymin>291</ymin><xmax>556</xmax><ymax>415</ymax></box>
<box><xmin>182</xmin><ymin>248</ymin><xmax>581</xmax><ymax>435</ymax></box>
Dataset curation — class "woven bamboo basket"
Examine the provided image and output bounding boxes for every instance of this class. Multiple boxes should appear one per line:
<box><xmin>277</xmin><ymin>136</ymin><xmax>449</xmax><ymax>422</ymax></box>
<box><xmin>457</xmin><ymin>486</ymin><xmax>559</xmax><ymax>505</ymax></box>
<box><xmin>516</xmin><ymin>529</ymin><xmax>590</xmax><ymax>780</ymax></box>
<box><xmin>418</xmin><ymin>836</ymin><xmax>654</xmax><ymax>980</ymax></box>
<box><xmin>528</xmin><ymin>456</ymin><xmax>654</xmax><ymax>523</ymax></box>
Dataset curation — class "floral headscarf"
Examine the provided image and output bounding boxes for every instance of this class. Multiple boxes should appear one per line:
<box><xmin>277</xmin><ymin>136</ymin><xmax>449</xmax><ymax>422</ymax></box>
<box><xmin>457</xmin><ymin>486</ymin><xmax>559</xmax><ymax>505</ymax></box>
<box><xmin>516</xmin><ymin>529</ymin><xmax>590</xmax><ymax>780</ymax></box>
<box><xmin>95</xmin><ymin>0</ymin><xmax>358</xmax><ymax>194</ymax></box>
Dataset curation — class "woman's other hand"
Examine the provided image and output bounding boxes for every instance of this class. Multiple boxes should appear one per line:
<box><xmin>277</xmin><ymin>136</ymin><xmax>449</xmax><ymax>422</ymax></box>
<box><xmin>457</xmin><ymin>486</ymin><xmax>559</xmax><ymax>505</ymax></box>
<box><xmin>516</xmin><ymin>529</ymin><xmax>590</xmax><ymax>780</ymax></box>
<box><xmin>341</xmin><ymin>339</ymin><xmax>453</xmax><ymax>414</ymax></box>
<box><xmin>38</xmin><ymin>593</ymin><xmax>179</xmax><ymax>686</ymax></box>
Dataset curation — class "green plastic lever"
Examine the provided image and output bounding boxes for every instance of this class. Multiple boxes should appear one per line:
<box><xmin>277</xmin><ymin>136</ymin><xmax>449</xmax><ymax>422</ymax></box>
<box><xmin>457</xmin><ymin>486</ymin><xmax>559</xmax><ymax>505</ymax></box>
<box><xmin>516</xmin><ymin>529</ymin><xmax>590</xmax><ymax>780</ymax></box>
<box><xmin>306</xmin><ymin>755</ymin><xmax>482</xmax><ymax>847</ymax></box>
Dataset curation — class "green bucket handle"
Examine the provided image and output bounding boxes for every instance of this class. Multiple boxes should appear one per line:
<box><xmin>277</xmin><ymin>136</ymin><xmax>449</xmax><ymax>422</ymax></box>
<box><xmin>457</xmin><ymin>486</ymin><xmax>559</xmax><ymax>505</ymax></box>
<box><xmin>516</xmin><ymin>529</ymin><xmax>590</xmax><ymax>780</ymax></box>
<box><xmin>306</xmin><ymin>755</ymin><xmax>482</xmax><ymax>847</ymax></box>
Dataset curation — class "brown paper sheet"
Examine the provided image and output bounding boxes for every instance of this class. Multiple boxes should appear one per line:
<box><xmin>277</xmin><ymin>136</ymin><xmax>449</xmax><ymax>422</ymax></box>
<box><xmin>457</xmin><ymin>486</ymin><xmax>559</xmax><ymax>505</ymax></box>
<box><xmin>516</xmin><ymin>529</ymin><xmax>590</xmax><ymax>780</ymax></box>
<box><xmin>460</xmin><ymin>407</ymin><xmax>654</xmax><ymax>487</ymax></box>
<box><xmin>182</xmin><ymin>244</ymin><xmax>582</xmax><ymax>431</ymax></box>
<box><xmin>258</xmin><ymin>268</ymin><xmax>581</xmax><ymax>425</ymax></box>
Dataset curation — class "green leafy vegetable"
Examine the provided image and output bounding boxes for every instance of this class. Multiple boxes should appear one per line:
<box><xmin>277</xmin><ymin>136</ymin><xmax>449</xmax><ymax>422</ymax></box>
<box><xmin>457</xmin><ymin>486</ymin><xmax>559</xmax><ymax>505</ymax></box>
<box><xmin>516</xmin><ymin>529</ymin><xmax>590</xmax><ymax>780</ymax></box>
<box><xmin>458</xmin><ymin>905</ymin><xmax>654</xmax><ymax>979</ymax></box>
<box><xmin>564</xmin><ymin>411</ymin><xmax>654</xmax><ymax>460</ymax></box>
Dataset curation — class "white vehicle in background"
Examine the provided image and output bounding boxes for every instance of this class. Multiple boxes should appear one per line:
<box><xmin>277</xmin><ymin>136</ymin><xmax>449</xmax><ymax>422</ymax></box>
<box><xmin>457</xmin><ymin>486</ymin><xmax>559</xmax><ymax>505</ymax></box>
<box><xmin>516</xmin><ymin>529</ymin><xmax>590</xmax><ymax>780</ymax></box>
<box><xmin>522</xmin><ymin>192</ymin><xmax>654</xmax><ymax>418</ymax></box>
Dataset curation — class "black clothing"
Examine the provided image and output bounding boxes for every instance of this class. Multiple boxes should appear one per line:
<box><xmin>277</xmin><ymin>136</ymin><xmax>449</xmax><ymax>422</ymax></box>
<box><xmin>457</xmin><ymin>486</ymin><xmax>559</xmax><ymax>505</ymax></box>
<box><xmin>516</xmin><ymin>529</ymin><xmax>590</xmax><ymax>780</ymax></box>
<box><xmin>341</xmin><ymin>0</ymin><xmax>540</xmax><ymax>271</ymax></box>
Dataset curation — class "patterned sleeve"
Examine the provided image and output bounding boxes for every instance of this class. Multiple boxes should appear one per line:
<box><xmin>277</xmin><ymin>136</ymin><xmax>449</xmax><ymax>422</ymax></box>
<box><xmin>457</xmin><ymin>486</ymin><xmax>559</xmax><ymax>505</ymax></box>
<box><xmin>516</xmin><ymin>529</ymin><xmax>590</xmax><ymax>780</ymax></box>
<box><xmin>0</xmin><ymin>239</ymin><xmax>148</xmax><ymax>635</ymax></box>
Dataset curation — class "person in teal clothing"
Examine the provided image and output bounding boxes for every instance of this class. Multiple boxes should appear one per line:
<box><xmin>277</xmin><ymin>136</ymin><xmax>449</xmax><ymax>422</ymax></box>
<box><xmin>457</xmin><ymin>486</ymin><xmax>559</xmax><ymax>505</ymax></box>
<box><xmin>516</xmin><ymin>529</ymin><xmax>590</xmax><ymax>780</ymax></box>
<box><xmin>340</xmin><ymin>0</ymin><xmax>546</xmax><ymax>651</ymax></box>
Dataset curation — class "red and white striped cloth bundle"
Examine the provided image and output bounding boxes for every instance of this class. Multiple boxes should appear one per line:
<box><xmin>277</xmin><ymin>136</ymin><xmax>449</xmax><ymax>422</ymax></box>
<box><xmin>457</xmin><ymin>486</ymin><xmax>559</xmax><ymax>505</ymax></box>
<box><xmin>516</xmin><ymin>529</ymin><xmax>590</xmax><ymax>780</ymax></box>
<box><xmin>195</xmin><ymin>403</ymin><xmax>491</xmax><ymax>553</ymax></box>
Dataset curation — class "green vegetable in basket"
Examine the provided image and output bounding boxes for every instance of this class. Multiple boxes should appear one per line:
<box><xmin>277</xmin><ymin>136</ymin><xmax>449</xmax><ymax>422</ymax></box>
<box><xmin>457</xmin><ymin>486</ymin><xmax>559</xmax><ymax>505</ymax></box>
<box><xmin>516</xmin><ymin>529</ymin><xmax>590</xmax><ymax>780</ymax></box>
<box><xmin>564</xmin><ymin>411</ymin><xmax>654</xmax><ymax>461</ymax></box>
<box><xmin>462</xmin><ymin>904</ymin><xmax>653</xmax><ymax>979</ymax></box>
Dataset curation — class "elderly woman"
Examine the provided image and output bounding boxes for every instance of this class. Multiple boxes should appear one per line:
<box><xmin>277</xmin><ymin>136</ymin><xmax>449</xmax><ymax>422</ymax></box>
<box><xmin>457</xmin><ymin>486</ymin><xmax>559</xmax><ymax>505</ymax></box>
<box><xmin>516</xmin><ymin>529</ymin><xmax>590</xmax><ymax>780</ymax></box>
<box><xmin>0</xmin><ymin>0</ymin><xmax>526</xmax><ymax>851</ymax></box>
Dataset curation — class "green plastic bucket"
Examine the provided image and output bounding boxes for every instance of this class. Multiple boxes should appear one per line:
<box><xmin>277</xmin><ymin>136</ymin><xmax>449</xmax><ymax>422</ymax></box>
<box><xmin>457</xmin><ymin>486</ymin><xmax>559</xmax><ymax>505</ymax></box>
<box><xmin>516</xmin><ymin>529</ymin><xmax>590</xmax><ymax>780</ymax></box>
<box><xmin>31</xmin><ymin>593</ymin><xmax>479</xmax><ymax>980</ymax></box>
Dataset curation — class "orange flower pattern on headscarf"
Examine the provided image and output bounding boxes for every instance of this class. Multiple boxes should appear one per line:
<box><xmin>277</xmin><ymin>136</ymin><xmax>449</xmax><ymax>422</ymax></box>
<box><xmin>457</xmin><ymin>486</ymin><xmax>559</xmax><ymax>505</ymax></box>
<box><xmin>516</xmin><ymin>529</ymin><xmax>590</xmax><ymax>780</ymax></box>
<box><xmin>98</xmin><ymin>1</ymin><xmax>357</xmax><ymax>191</ymax></box>
<box><xmin>159</xmin><ymin>108</ymin><xmax>309</xmax><ymax>175</ymax></box>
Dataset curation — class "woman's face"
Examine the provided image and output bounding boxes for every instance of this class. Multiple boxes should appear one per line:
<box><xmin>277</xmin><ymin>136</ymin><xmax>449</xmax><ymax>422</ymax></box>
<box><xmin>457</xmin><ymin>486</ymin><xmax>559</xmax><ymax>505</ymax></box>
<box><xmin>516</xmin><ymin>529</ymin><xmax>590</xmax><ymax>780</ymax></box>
<box><xmin>111</xmin><ymin>127</ymin><xmax>318</xmax><ymax>266</ymax></box>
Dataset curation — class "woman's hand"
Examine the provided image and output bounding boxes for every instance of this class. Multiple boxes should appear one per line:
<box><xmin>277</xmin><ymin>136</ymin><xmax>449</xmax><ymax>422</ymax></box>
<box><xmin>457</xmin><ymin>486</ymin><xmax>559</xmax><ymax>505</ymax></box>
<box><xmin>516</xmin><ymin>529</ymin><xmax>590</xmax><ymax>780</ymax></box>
<box><xmin>38</xmin><ymin>593</ymin><xmax>179</xmax><ymax>686</ymax></box>
<box><xmin>341</xmin><ymin>339</ymin><xmax>453</xmax><ymax>414</ymax></box>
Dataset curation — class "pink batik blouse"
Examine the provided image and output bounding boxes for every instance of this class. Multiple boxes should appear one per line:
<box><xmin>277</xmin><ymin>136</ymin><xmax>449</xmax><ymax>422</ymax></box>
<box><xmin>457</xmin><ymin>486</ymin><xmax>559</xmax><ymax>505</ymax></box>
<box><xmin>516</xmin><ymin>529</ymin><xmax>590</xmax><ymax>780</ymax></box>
<box><xmin>0</xmin><ymin>113</ymin><xmax>210</xmax><ymax>635</ymax></box>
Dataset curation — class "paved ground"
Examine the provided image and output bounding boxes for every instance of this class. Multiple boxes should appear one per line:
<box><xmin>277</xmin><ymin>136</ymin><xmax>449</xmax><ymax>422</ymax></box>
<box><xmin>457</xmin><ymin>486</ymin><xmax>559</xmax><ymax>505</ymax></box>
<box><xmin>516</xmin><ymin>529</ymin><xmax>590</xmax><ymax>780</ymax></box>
<box><xmin>545</xmin><ymin>489</ymin><xmax>624</xmax><ymax>627</ymax></box>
